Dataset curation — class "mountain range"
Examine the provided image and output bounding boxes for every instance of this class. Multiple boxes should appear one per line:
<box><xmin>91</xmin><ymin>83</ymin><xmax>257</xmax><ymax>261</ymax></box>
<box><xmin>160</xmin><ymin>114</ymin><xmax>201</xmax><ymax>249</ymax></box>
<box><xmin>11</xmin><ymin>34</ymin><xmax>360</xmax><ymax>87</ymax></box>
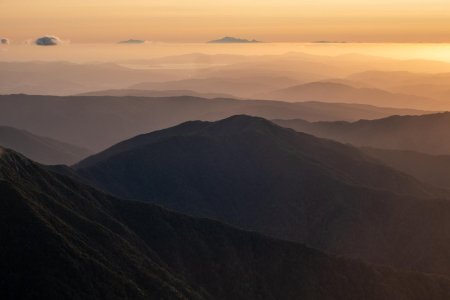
<box><xmin>348</xmin><ymin>70</ymin><xmax>450</xmax><ymax>102</ymax></box>
<box><xmin>361</xmin><ymin>147</ymin><xmax>450</xmax><ymax>189</ymax></box>
<box><xmin>4</xmin><ymin>147</ymin><xmax>450</xmax><ymax>299</ymax></box>
<box><xmin>0</xmin><ymin>126</ymin><xmax>90</xmax><ymax>165</ymax></box>
<box><xmin>74</xmin><ymin>115</ymin><xmax>450</xmax><ymax>277</ymax></box>
<box><xmin>0</xmin><ymin>94</ymin><xmax>427</xmax><ymax>151</ymax></box>
<box><xmin>0</xmin><ymin>61</ymin><xmax>187</xmax><ymax>96</ymax></box>
<box><xmin>260</xmin><ymin>81</ymin><xmax>443</xmax><ymax>110</ymax></box>
<box><xmin>76</xmin><ymin>89</ymin><xmax>238</xmax><ymax>99</ymax></box>
<box><xmin>129</xmin><ymin>76</ymin><xmax>299</xmax><ymax>98</ymax></box>
<box><xmin>274</xmin><ymin>112</ymin><xmax>450</xmax><ymax>155</ymax></box>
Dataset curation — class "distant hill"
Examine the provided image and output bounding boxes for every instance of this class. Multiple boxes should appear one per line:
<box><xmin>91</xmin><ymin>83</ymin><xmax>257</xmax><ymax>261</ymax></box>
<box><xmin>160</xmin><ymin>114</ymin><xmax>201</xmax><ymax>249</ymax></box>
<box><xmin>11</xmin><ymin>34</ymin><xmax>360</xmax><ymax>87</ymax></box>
<box><xmin>348</xmin><ymin>70</ymin><xmax>450</xmax><ymax>103</ymax></box>
<box><xmin>0</xmin><ymin>126</ymin><xmax>90</xmax><ymax>165</ymax></box>
<box><xmin>5</xmin><ymin>148</ymin><xmax>450</xmax><ymax>299</ymax></box>
<box><xmin>119</xmin><ymin>53</ymin><xmax>249</xmax><ymax>66</ymax></box>
<box><xmin>261</xmin><ymin>81</ymin><xmax>442</xmax><ymax>110</ymax></box>
<box><xmin>362</xmin><ymin>147</ymin><xmax>450</xmax><ymax>189</ymax></box>
<box><xmin>129</xmin><ymin>76</ymin><xmax>299</xmax><ymax>98</ymax></box>
<box><xmin>118</xmin><ymin>39</ymin><xmax>145</xmax><ymax>44</ymax></box>
<box><xmin>208</xmin><ymin>36</ymin><xmax>261</xmax><ymax>43</ymax></box>
<box><xmin>193</xmin><ymin>52</ymin><xmax>450</xmax><ymax>86</ymax></box>
<box><xmin>274</xmin><ymin>112</ymin><xmax>450</xmax><ymax>155</ymax></box>
<box><xmin>77</xmin><ymin>89</ymin><xmax>238</xmax><ymax>99</ymax></box>
<box><xmin>0</xmin><ymin>94</ymin><xmax>428</xmax><ymax>151</ymax></box>
<box><xmin>75</xmin><ymin>115</ymin><xmax>450</xmax><ymax>276</ymax></box>
<box><xmin>0</xmin><ymin>61</ymin><xmax>187</xmax><ymax>96</ymax></box>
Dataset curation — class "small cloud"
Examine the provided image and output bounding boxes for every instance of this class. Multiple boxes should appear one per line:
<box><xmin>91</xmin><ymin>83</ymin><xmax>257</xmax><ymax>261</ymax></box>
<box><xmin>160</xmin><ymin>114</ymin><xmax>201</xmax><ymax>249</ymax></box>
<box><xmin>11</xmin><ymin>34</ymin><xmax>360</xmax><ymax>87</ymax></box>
<box><xmin>0</xmin><ymin>38</ymin><xmax>9</xmax><ymax>45</ymax></box>
<box><xmin>35</xmin><ymin>35</ymin><xmax>62</xmax><ymax>46</ymax></box>
<box><xmin>118</xmin><ymin>39</ymin><xmax>146</xmax><ymax>44</ymax></box>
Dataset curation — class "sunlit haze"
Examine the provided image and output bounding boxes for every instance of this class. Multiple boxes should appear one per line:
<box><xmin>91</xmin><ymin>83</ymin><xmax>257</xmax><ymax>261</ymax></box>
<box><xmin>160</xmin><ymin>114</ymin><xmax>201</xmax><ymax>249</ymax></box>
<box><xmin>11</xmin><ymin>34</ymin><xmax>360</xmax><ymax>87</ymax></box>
<box><xmin>3</xmin><ymin>0</ymin><xmax>450</xmax><ymax>43</ymax></box>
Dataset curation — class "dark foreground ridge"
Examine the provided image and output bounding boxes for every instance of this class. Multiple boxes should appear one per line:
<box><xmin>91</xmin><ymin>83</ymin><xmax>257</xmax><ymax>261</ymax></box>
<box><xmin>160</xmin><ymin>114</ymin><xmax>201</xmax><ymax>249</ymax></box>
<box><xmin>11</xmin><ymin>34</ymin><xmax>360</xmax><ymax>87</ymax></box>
<box><xmin>2</xmin><ymin>147</ymin><xmax>450</xmax><ymax>299</ymax></box>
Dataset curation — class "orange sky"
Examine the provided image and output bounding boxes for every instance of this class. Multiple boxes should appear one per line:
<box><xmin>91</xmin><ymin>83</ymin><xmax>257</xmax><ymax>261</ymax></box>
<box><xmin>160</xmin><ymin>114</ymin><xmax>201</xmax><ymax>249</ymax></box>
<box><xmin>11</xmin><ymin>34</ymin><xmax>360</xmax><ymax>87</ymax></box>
<box><xmin>2</xmin><ymin>0</ymin><xmax>450</xmax><ymax>43</ymax></box>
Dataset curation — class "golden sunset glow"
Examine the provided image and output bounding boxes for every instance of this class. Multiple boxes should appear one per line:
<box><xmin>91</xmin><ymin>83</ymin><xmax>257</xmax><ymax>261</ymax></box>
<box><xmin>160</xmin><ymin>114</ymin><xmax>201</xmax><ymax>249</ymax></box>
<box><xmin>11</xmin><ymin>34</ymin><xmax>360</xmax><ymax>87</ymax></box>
<box><xmin>3</xmin><ymin>0</ymin><xmax>450</xmax><ymax>42</ymax></box>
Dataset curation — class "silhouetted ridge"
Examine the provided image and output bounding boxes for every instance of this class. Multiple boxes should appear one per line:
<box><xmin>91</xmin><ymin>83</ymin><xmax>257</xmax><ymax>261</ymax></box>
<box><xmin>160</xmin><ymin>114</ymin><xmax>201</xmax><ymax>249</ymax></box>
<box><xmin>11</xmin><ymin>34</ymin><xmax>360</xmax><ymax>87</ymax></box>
<box><xmin>0</xmin><ymin>94</ymin><xmax>429</xmax><ymax>151</ymax></box>
<box><xmin>0</xmin><ymin>126</ymin><xmax>90</xmax><ymax>165</ymax></box>
<box><xmin>76</xmin><ymin>116</ymin><xmax>450</xmax><ymax>277</ymax></box>
<box><xmin>361</xmin><ymin>147</ymin><xmax>450</xmax><ymax>189</ymax></box>
<box><xmin>274</xmin><ymin>112</ymin><xmax>450</xmax><ymax>155</ymax></box>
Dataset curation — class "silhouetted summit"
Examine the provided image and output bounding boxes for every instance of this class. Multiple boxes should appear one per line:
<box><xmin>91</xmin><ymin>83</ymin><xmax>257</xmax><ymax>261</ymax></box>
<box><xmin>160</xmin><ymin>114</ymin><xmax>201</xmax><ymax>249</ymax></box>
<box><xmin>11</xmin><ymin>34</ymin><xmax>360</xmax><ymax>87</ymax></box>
<box><xmin>76</xmin><ymin>115</ymin><xmax>450</xmax><ymax>277</ymax></box>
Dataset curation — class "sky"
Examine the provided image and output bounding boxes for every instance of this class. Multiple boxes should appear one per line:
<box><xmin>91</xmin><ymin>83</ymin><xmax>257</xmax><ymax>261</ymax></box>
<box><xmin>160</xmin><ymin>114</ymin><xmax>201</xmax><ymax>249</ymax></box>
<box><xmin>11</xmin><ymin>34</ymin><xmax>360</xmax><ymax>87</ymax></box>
<box><xmin>2</xmin><ymin>0</ymin><xmax>450</xmax><ymax>43</ymax></box>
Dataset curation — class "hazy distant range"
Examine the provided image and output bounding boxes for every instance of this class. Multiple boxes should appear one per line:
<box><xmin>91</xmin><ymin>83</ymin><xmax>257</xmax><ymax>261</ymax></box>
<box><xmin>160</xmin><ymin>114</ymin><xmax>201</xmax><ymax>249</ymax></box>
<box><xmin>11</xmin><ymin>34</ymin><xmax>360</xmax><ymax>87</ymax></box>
<box><xmin>3</xmin><ymin>52</ymin><xmax>450</xmax><ymax>110</ymax></box>
<box><xmin>0</xmin><ymin>94</ymin><xmax>429</xmax><ymax>152</ymax></box>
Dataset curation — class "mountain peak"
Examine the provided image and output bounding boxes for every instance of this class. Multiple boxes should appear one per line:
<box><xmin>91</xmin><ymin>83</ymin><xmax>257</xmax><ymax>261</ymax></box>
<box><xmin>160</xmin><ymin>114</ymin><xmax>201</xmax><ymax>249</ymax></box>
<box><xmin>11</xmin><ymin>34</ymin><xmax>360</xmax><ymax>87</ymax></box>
<box><xmin>199</xmin><ymin>114</ymin><xmax>286</xmax><ymax>137</ymax></box>
<box><xmin>212</xmin><ymin>114</ymin><xmax>277</xmax><ymax>127</ymax></box>
<box><xmin>208</xmin><ymin>36</ymin><xmax>262</xmax><ymax>43</ymax></box>
<box><xmin>74</xmin><ymin>115</ymin><xmax>288</xmax><ymax>169</ymax></box>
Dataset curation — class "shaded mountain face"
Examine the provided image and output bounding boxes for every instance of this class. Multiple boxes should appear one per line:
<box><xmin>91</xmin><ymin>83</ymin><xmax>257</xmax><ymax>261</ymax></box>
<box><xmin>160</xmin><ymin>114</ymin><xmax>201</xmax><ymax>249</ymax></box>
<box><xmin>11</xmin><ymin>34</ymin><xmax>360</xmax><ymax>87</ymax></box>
<box><xmin>261</xmin><ymin>81</ymin><xmax>443</xmax><ymax>110</ymax></box>
<box><xmin>362</xmin><ymin>147</ymin><xmax>450</xmax><ymax>189</ymax></box>
<box><xmin>0</xmin><ymin>94</ymin><xmax>428</xmax><ymax>151</ymax></box>
<box><xmin>4</xmin><ymin>148</ymin><xmax>450</xmax><ymax>299</ymax></box>
<box><xmin>0</xmin><ymin>126</ymin><xmax>90</xmax><ymax>165</ymax></box>
<box><xmin>75</xmin><ymin>115</ymin><xmax>450</xmax><ymax>277</ymax></box>
<box><xmin>274</xmin><ymin>112</ymin><xmax>450</xmax><ymax>155</ymax></box>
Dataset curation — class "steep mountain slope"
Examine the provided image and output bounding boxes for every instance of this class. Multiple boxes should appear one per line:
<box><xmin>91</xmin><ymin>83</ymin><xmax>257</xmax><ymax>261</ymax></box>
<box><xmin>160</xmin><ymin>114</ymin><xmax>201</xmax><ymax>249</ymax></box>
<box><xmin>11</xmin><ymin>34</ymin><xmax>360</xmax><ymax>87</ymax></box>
<box><xmin>4</xmin><ymin>148</ymin><xmax>450</xmax><ymax>299</ymax></box>
<box><xmin>261</xmin><ymin>82</ymin><xmax>442</xmax><ymax>110</ymax></box>
<box><xmin>75</xmin><ymin>115</ymin><xmax>450</xmax><ymax>276</ymax></box>
<box><xmin>0</xmin><ymin>94</ymin><xmax>428</xmax><ymax>151</ymax></box>
<box><xmin>274</xmin><ymin>112</ymin><xmax>450</xmax><ymax>155</ymax></box>
<box><xmin>362</xmin><ymin>147</ymin><xmax>450</xmax><ymax>189</ymax></box>
<box><xmin>0</xmin><ymin>126</ymin><xmax>90</xmax><ymax>164</ymax></box>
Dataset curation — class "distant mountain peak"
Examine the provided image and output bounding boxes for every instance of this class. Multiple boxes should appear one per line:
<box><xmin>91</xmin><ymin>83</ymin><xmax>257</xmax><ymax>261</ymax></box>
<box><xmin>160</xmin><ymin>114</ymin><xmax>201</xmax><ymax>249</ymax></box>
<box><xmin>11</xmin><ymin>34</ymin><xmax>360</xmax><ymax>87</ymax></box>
<box><xmin>118</xmin><ymin>39</ymin><xmax>146</xmax><ymax>44</ymax></box>
<box><xmin>208</xmin><ymin>36</ymin><xmax>262</xmax><ymax>43</ymax></box>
